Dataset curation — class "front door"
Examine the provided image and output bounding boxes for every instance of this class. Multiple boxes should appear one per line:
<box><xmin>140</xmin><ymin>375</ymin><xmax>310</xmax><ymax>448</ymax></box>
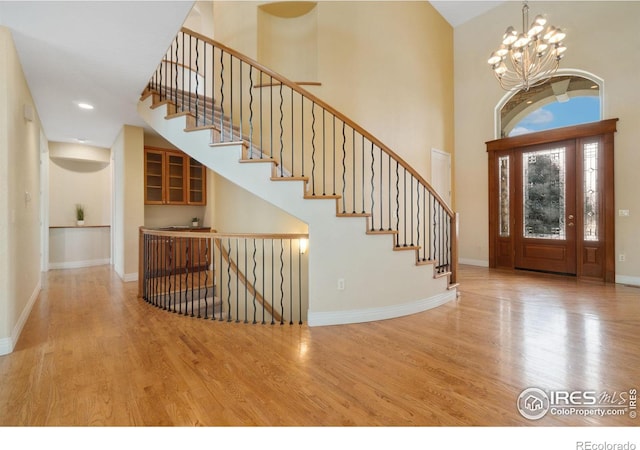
<box><xmin>514</xmin><ymin>141</ymin><xmax>577</xmax><ymax>274</ymax></box>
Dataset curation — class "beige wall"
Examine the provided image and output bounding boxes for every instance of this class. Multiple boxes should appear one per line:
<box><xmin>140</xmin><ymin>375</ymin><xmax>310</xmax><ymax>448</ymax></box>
<box><xmin>454</xmin><ymin>1</ymin><xmax>640</xmax><ymax>284</ymax></box>
<box><xmin>210</xmin><ymin>1</ymin><xmax>454</xmax><ymax>194</ymax></box>
<box><xmin>213</xmin><ymin>175</ymin><xmax>308</xmax><ymax>234</ymax></box>
<box><xmin>112</xmin><ymin>125</ymin><xmax>144</xmax><ymax>281</ymax></box>
<box><xmin>48</xmin><ymin>142</ymin><xmax>111</xmax><ymax>226</ymax></box>
<box><xmin>0</xmin><ymin>26</ymin><xmax>42</xmax><ymax>354</ymax></box>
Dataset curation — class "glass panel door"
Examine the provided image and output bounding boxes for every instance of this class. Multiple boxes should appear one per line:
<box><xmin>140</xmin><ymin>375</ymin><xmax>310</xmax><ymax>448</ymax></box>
<box><xmin>514</xmin><ymin>141</ymin><xmax>576</xmax><ymax>275</ymax></box>
<box><xmin>522</xmin><ymin>147</ymin><xmax>566</xmax><ymax>240</ymax></box>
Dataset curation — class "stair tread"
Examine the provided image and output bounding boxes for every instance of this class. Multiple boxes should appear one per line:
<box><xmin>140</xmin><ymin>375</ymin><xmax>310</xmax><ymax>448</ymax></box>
<box><xmin>304</xmin><ymin>193</ymin><xmax>341</xmax><ymax>200</ymax></box>
<box><xmin>337</xmin><ymin>212</ymin><xmax>371</xmax><ymax>218</ymax></box>
<box><xmin>366</xmin><ymin>229</ymin><xmax>399</xmax><ymax>235</ymax></box>
<box><xmin>393</xmin><ymin>245</ymin><xmax>421</xmax><ymax>251</ymax></box>
<box><xmin>271</xmin><ymin>176</ymin><xmax>309</xmax><ymax>182</ymax></box>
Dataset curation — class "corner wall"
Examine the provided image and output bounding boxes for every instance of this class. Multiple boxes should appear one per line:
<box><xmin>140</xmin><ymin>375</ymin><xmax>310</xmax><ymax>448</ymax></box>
<box><xmin>112</xmin><ymin>125</ymin><xmax>144</xmax><ymax>282</ymax></box>
<box><xmin>0</xmin><ymin>26</ymin><xmax>43</xmax><ymax>355</ymax></box>
<box><xmin>454</xmin><ymin>1</ymin><xmax>640</xmax><ymax>284</ymax></box>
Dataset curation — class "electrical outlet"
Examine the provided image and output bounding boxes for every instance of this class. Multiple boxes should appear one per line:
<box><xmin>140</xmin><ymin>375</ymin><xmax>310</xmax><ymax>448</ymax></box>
<box><xmin>619</xmin><ymin>254</ymin><xmax>626</xmax><ymax>262</ymax></box>
<box><xmin>619</xmin><ymin>209</ymin><xmax>630</xmax><ymax>217</ymax></box>
<box><xmin>337</xmin><ymin>278</ymin><xmax>345</xmax><ymax>290</ymax></box>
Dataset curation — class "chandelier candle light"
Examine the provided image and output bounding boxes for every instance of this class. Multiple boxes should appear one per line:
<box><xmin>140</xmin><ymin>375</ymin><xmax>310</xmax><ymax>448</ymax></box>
<box><xmin>488</xmin><ymin>1</ymin><xmax>567</xmax><ymax>92</ymax></box>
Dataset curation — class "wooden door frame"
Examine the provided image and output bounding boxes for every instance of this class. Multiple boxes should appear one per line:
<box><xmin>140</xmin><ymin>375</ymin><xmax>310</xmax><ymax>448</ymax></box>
<box><xmin>486</xmin><ymin>119</ymin><xmax>618</xmax><ymax>282</ymax></box>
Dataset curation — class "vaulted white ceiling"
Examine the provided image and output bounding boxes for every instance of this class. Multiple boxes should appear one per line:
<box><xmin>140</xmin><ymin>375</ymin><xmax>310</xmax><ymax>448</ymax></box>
<box><xmin>0</xmin><ymin>1</ymin><xmax>194</xmax><ymax>148</ymax></box>
<box><xmin>430</xmin><ymin>1</ymin><xmax>504</xmax><ymax>27</ymax></box>
<box><xmin>0</xmin><ymin>1</ymin><xmax>500</xmax><ymax>149</ymax></box>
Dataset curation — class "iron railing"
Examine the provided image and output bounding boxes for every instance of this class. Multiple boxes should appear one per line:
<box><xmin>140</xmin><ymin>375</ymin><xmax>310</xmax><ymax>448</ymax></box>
<box><xmin>139</xmin><ymin>228</ymin><xmax>308</xmax><ymax>325</ymax></box>
<box><xmin>146</xmin><ymin>28</ymin><xmax>457</xmax><ymax>282</ymax></box>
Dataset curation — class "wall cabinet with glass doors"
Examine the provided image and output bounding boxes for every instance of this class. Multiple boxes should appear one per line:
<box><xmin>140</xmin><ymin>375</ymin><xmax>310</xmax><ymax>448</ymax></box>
<box><xmin>144</xmin><ymin>147</ymin><xmax>206</xmax><ymax>206</ymax></box>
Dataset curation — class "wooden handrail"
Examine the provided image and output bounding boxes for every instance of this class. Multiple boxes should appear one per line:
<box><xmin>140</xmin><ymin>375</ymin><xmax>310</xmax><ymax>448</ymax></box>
<box><xmin>139</xmin><ymin>227</ymin><xmax>307</xmax><ymax>324</ymax></box>
<box><xmin>140</xmin><ymin>227</ymin><xmax>308</xmax><ymax>241</ymax></box>
<box><xmin>181</xmin><ymin>27</ymin><xmax>455</xmax><ymax>218</ymax></box>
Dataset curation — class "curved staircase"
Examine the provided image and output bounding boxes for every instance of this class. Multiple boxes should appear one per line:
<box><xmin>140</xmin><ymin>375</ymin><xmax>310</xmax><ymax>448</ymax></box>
<box><xmin>138</xmin><ymin>28</ymin><xmax>458</xmax><ymax>326</ymax></box>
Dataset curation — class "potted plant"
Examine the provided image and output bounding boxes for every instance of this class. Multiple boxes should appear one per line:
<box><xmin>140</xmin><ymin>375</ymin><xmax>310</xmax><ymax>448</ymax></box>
<box><xmin>76</xmin><ymin>204</ymin><xmax>85</xmax><ymax>226</ymax></box>
<box><xmin>192</xmin><ymin>217</ymin><xmax>199</xmax><ymax>227</ymax></box>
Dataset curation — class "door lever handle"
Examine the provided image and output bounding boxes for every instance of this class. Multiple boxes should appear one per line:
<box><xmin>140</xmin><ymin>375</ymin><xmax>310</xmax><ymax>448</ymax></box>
<box><xmin>568</xmin><ymin>214</ymin><xmax>575</xmax><ymax>220</ymax></box>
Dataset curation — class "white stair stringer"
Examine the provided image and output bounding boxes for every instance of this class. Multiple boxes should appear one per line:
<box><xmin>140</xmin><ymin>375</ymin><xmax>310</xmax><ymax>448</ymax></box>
<box><xmin>138</xmin><ymin>95</ymin><xmax>456</xmax><ymax>326</ymax></box>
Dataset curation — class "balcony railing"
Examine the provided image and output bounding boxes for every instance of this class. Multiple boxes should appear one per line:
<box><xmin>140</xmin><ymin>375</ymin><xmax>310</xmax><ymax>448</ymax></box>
<box><xmin>138</xmin><ymin>227</ymin><xmax>309</xmax><ymax>325</ymax></box>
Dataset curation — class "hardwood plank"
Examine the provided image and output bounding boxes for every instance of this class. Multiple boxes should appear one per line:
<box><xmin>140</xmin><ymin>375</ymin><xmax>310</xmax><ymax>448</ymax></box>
<box><xmin>0</xmin><ymin>265</ymin><xmax>638</xmax><ymax>426</ymax></box>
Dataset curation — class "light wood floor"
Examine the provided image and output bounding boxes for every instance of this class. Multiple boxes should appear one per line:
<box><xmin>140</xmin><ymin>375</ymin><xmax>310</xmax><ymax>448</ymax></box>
<box><xmin>1</xmin><ymin>264</ymin><xmax>638</xmax><ymax>426</ymax></box>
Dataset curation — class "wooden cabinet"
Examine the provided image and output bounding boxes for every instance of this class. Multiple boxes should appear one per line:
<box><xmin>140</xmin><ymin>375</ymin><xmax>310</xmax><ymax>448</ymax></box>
<box><xmin>188</xmin><ymin>158</ymin><xmax>206</xmax><ymax>205</ymax></box>
<box><xmin>146</xmin><ymin>230</ymin><xmax>211</xmax><ymax>276</ymax></box>
<box><xmin>144</xmin><ymin>147</ymin><xmax>206</xmax><ymax>205</ymax></box>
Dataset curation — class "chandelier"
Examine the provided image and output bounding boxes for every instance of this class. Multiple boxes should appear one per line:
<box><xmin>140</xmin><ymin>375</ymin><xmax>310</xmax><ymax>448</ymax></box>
<box><xmin>487</xmin><ymin>1</ymin><xmax>567</xmax><ymax>92</ymax></box>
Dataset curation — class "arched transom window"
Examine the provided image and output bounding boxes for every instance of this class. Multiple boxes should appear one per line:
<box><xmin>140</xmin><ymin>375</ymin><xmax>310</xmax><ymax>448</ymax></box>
<box><xmin>499</xmin><ymin>74</ymin><xmax>602</xmax><ymax>138</ymax></box>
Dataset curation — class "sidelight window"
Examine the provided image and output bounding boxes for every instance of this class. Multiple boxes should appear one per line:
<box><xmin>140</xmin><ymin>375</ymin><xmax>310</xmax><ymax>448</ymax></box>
<box><xmin>583</xmin><ymin>142</ymin><xmax>599</xmax><ymax>241</ymax></box>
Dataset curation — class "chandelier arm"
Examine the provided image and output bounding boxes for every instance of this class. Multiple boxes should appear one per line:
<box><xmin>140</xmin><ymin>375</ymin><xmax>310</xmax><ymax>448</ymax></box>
<box><xmin>488</xmin><ymin>0</ymin><xmax>565</xmax><ymax>92</ymax></box>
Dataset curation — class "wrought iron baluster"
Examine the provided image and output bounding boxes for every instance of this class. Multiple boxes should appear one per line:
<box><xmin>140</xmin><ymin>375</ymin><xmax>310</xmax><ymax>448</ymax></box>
<box><xmin>262</xmin><ymin>239</ymin><xmax>266</xmax><ymax>325</ymax></box>
<box><xmin>288</xmin><ymin>240</ymin><xmax>292</xmax><ymax>325</ymax></box>
<box><xmin>181</xmin><ymin>32</ymin><xmax>185</xmax><ymax>113</ymax></box>
<box><xmin>230</xmin><ymin>56</ymin><xmax>234</xmax><ymax>141</ymax></box>
<box><xmin>403</xmin><ymin>168</ymin><xmax>408</xmax><ymax>247</ymax></box>
<box><xmin>311</xmin><ymin>102</ymin><xmax>316</xmax><ymax>195</ymax></box>
<box><xmin>379</xmin><ymin>147</ymin><xmax>384</xmax><ymax>231</ymax></box>
<box><xmin>219</xmin><ymin>50</ymin><xmax>225</xmax><ymax>141</ymax></box>
<box><xmin>195</xmin><ymin>37</ymin><xmax>200</xmax><ymax>125</ymax></box>
<box><xmin>291</xmin><ymin>90</ymin><xmax>294</xmax><ymax>177</ymax></box>
<box><xmin>218</xmin><ymin>239</ymin><xmax>224</xmax><ymax>322</ymax></box>
<box><xmin>301</xmin><ymin>96</ymin><xmax>304</xmax><ymax>178</ymax></box>
<box><xmin>244</xmin><ymin>238</ymin><xmax>249</xmax><ymax>324</ymax></box>
<box><xmin>227</xmin><ymin>238</ymin><xmax>232</xmax><ymax>322</ymax></box>
<box><xmin>235</xmin><ymin>239</ymin><xmax>240</xmax><ymax>323</ymax></box>
<box><xmin>298</xmin><ymin>240</ymin><xmax>303</xmax><ymax>325</ymax></box>
<box><xmin>341</xmin><ymin>122</ymin><xmax>347</xmax><ymax>213</ymax></box>
<box><xmin>395</xmin><ymin>161</ymin><xmax>400</xmax><ymax>246</ymax></box>
<box><xmin>248</xmin><ymin>66</ymin><xmax>254</xmax><ymax>159</ymax></box>
<box><xmin>204</xmin><ymin>237</ymin><xmax>209</xmax><ymax>319</ymax></box>
<box><xmin>370</xmin><ymin>142</ymin><xmax>375</xmax><ymax>230</ymax></box>
<box><xmin>352</xmin><ymin>128</ymin><xmax>356</xmax><ymax>213</ymax></box>
<box><xmin>322</xmin><ymin>109</ymin><xmax>326</xmax><ymax>196</ymax></box>
<box><xmin>252</xmin><ymin>239</ymin><xmax>257</xmax><ymax>324</ymax></box>
<box><xmin>278</xmin><ymin>240</ymin><xmax>284</xmax><ymax>325</ymax></box>
<box><xmin>239</xmin><ymin>62</ymin><xmax>243</xmax><ymax>144</ymax></box>
<box><xmin>167</xmin><ymin>237</ymin><xmax>172</xmax><ymax>311</ymax></box>
<box><xmin>410</xmin><ymin>176</ymin><xmax>414</xmax><ymax>247</ymax></box>
<box><xmin>279</xmin><ymin>84</ymin><xmax>284</xmax><ymax>177</ymax></box>
<box><xmin>361</xmin><ymin>135</ymin><xmax>366</xmax><ymax>214</ymax></box>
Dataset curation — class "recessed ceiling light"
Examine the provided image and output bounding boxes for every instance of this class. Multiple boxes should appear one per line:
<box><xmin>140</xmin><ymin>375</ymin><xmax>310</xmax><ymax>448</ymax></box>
<box><xmin>77</xmin><ymin>102</ymin><xmax>94</xmax><ymax>110</ymax></box>
<box><xmin>76</xmin><ymin>138</ymin><xmax>88</xmax><ymax>143</ymax></box>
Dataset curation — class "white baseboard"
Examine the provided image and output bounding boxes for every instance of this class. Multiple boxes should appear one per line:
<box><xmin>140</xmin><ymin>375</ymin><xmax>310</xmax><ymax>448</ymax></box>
<box><xmin>0</xmin><ymin>279</ymin><xmax>41</xmax><ymax>356</ymax></box>
<box><xmin>459</xmin><ymin>258</ymin><xmax>489</xmax><ymax>267</ymax></box>
<box><xmin>0</xmin><ymin>337</ymin><xmax>12</xmax><ymax>356</ymax></box>
<box><xmin>49</xmin><ymin>258</ymin><xmax>110</xmax><ymax>270</ymax></box>
<box><xmin>307</xmin><ymin>289</ymin><xmax>457</xmax><ymax>327</ymax></box>
<box><xmin>616</xmin><ymin>274</ymin><xmax>640</xmax><ymax>287</ymax></box>
<box><xmin>122</xmin><ymin>272</ymin><xmax>138</xmax><ymax>283</ymax></box>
